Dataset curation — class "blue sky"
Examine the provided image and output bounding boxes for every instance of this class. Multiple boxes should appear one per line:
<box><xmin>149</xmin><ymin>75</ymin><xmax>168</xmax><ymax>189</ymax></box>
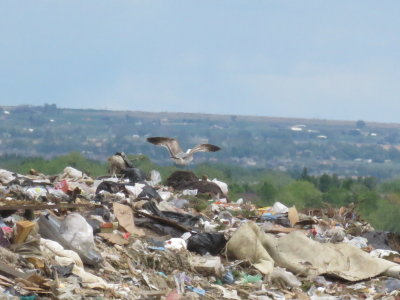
<box><xmin>1</xmin><ymin>1</ymin><xmax>399</xmax><ymax>123</ymax></box>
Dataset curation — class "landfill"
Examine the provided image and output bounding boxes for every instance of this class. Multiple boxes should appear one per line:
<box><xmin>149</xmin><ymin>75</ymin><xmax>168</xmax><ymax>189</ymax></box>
<box><xmin>0</xmin><ymin>162</ymin><xmax>399</xmax><ymax>300</ymax></box>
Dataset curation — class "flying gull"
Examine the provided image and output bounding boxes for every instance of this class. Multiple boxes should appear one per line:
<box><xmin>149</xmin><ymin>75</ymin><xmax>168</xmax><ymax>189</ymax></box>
<box><xmin>147</xmin><ymin>137</ymin><xmax>221</xmax><ymax>165</ymax></box>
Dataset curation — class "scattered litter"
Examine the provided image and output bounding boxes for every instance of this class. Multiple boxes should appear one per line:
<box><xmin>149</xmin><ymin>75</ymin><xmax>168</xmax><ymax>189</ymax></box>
<box><xmin>0</xmin><ymin>163</ymin><xmax>397</xmax><ymax>299</ymax></box>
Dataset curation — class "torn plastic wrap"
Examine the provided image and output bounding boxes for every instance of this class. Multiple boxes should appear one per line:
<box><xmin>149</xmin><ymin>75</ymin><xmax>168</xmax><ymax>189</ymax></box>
<box><xmin>260</xmin><ymin>213</ymin><xmax>291</xmax><ymax>227</ymax></box>
<box><xmin>137</xmin><ymin>183</ymin><xmax>162</xmax><ymax>201</ymax></box>
<box><xmin>142</xmin><ymin>201</ymin><xmax>200</xmax><ymax>227</ymax></box>
<box><xmin>134</xmin><ymin>201</ymin><xmax>201</xmax><ymax>237</ymax></box>
<box><xmin>135</xmin><ymin>219</ymin><xmax>185</xmax><ymax>237</ymax></box>
<box><xmin>38</xmin><ymin>211</ymin><xmax>102</xmax><ymax>266</ymax></box>
<box><xmin>96</xmin><ymin>180</ymin><xmax>161</xmax><ymax>201</ymax></box>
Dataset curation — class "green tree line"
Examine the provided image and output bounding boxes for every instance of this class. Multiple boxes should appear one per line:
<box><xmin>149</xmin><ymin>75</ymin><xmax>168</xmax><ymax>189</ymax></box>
<box><xmin>0</xmin><ymin>153</ymin><xmax>399</xmax><ymax>233</ymax></box>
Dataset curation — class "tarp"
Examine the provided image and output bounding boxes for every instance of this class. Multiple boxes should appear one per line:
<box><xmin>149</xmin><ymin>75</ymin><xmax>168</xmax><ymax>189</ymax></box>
<box><xmin>226</xmin><ymin>221</ymin><xmax>400</xmax><ymax>281</ymax></box>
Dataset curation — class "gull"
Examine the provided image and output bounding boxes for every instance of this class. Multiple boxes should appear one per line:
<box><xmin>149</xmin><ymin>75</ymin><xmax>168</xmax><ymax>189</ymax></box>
<box><xmin>147</xmin><ymin>137</ymin><xmax>220</xmax><ymax>165</ymax></box>
<box><xmin>107</xmin><ymin>152</ymin><xmax>133</xmax><ymax>176</ymax></box>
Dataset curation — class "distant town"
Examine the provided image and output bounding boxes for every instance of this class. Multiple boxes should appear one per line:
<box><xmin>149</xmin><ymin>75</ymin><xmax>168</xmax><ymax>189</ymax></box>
<box><xmin>1</xmin><ymin>104</ymin><xmax>400</xmax><ymax>179</ymax></box>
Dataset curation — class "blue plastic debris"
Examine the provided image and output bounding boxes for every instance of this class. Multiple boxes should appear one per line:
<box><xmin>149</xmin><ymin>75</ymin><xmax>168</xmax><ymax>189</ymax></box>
<box><xmin>186</xmin><ymin>285</ymin><xmax>206</xmax><ymax>295</ymax></box>
<box><xmin>221</xmin><ymin>270</ymin><xmax>235</xmax><ymax>284</ymax></box>
<box><xmin>20</xmin><ymin>296</ymin><xmax>38</xmax><ymax>300</ymax></box>
<box><xmin>148</xmin><ymin>246</ymin><xmax>166</xmax><ymax>251</ymax></box>
<box><xmin>157</xmin><ymin>271</ymin><xmax>168</xmax><ymax>278</ymax></box>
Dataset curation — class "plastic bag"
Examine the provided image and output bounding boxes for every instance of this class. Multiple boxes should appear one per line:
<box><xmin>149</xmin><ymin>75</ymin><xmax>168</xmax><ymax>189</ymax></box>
<box><xmin>149</xmin><ymin>170</ymin><xmax>162</xmax><ymax>186</ymax></box>
<box><xmin>158</xmin><ymin>191</ymin><xmax>172</xmax><ymax>201</ymax></box>
<box><xmin>62</xmin><ymin>167</ymin><xmax>86</xmax><ymax>179</ymax></box>
<box><xmin>344</xmin><ymin>236</ymin><xmax>368</xmax><ymax>248</ymax></box>
<box><xmin>271</xmin><ymin>202</ymin><xmax>289</xmax><ymax>214</ymax></box>
<box><xmin>135</xmin><ymin>220</ymin><xmax>184</xmax><ymax>237</ymax></box>
<box><xmin>138</xmin><ymin>184</ymin><xmax>161</xmax><ymax>200</ymax></box>
<box><xmin>95</xmin><ymin>181</ymin><xmax>125</xmax><ymax>194</ymax></box>
<box><xmin>25</xmin><ymin>187</ymin><xmax>47</xmax><ymax>200</ymax></box>
<box><xmin>171</xmin><ymin>199</ymin><xmax>189</xmax><ymax>208</ymax></box>
<box><xmin>60</xmin><ymin>213</ymin><xmax>95</xmax><ymax>253</ymax></box>
<box><xmin>182</xmin><ymin>189</ymin><xmax>198</xmax><ymax>196</ymax></box>
<box><xmin>121</xmin><ymin>167</ymin><xmax>147</xmax><ymax>183</ymax></box>
<box><xmin>164</xmin><ymin>238</ymin><xmax>187</xmax><ymax>251</ymax></box>
<box><xmin>260</xmin><ymin>213</ymin><xmax>291</xmax><ymax>227</ymax></box>
<box><xmin>210</xmin><ymin>179</ymin><xmax>228</xmax><ymax>195</ymax></box>
<box><xmin>0</xmin><ymin>169</ymin><xmax>17</xmax><ymax>185</ymax></box>
<box><xmin>187</xmin><ymin>233</ymin><xmax>227</xmax><ymax>255</ymax></box>
<box><xmin>142</xmin><ymin>201</ymin><xmax>200</xmax><ymax>227</ymax></box>
<box><xmin>270</xmin><ymin>267</ymin><xmax>301</xmax><ymax>288</ymax></box>
<box><xmin>38</xmin><ymin>212</ymin><xmax>102</xmax><ymax>265</ymax></box>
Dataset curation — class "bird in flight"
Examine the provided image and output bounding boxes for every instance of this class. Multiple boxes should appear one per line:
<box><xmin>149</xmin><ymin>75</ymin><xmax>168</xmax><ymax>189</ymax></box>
<box><xmin>147</xmin><ymin>137</ymin><xmax>220</xmax><ymax>165</ymax></box>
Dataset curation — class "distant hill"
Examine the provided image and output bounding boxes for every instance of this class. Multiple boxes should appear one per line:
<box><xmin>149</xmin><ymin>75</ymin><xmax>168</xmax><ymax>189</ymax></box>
<box><xmin>1</xmin><ymin>104</ymin><xmax>400</xmax><ymax>179</ymax></box>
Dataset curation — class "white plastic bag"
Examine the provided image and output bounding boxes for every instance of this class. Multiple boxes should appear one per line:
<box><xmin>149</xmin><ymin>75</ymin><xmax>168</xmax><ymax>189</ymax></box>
<box><xmin>271</xmin><ymin>202</ymin><xmax>289</xmax><ymax>214</ymax></box>
<box><xmin>344</xmin><ymin>236</ymin><xmax>368</xmax><ymax>248</ymax></box>
<box><xmin>125</xmin><ymin>183</ymin><xmax>146</xmax><ymax>198</ymax></box>
<box><xmin>25</xmin><ymin>187</ymin><xmax>47</xmax><ymax>200</ymax></box>
<box><xmin>182</xmin><ymin>189</ymin><xmax>198</xmax><ymax>196</ymax></box>
<box><xmin>210</xmin><ymin>179</ymin><xmax>229</xmax><ymax>196</ymax></box>
<box><xmin>60</xmin><ymin>213</ymin><xmax>94</xmax><ymax>253</ymax></box>
<box><xmin>62</xmin><ymin>166</ymin><xmax>85</xmax><ymax>179</ymax></box>
<box><xmin>0</xmin><ymin>169</ymin><xmax>18</xmax><ymax>185</ymax></box>
<box><xmin>164</xmin><ymin>238</ymin><xmax>187</xmax><ymax>251</ymax></box>
<box><xmin>149</xmin><ymin>170</ymin><xmax>162</xmax><ymax>186</ymax></box>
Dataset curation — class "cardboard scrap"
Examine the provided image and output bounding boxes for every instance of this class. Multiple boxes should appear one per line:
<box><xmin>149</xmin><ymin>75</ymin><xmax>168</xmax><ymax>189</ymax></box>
<box><xmin>113</xmin><ymin>203</ymin><xmax>144</xmax><ymax>237</ymax></box>
<box><xmin>26</xmin><ymin>257</ymin><xmax>45</xmax><ymax>269</ymax></box>
<box><xmin>98</xmin><ymin>233</ymin><xmax>129</xmax><ymax>245</ymax></box>
<box><xmin>14</xmin><ymin>221</ymin><xmax>36</xmax><ymax>244</ymax></box>
<box><xmin>0</xmin><ymin>262</ymin><xmax>28</xmax><ymax>279</ymax></box>
<box><xmin>0</xmin><ymin>274</ymin><xmax>13</xmax><ymax>287</ymax></box>
<box><xmin>26</xmin><ymin>273</ymin><xmax>50</xmax><ymax>289</ymax></box>
<box><xmin>265</xmin><ymin>225</ymin><xmax>301</xmax><ymax>234</ymax></box>
<box><xmin>288</xmin><ymin>206</ymin><xmax>299</xmax><ymax>227</ymax></box>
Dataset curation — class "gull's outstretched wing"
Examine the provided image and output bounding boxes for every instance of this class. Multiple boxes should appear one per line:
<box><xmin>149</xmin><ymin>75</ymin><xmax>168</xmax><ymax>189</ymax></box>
<box><xmin>147</xmin><ymin>137</ymin><xmax>183</xmax><ymax>157</ymax></box>
<box><xmin>188</xmin><ymin>144</ymin><xmax>221</xmax><ymax>155</ymax></box>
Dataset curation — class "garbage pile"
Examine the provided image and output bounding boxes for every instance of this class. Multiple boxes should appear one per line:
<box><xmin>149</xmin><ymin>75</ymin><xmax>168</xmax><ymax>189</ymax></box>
<box><xmin>0</xmin><ymin>166</ymin><xmax>399</xmax><ymax>299</ymax></box>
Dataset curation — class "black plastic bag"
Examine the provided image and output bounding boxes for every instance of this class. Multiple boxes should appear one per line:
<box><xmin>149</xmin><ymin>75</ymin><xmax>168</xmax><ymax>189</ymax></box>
<box><xmin>142</xmin><ymin>201</ymin><xmax>200</xmax><ymax>227</ymax></box>
<box><xmin>86</xmin><ymin>218</ymin><xmax>101</xmax><ymax>234</ymax></box>
<box><xmin>137</xmin><ymin>184</ymin><xmax>162</xmax><ymax>201</ymax></box>
<box><xmin>121</xmin><ymin>167</ymin><xmax>147</xmax><ymax>183</ymax></box>
<box><xmin>95</xmin><ymin>181</ymin><xmax>125</xmax><ymax>194</ymax></box>
<box><xmin>89</xmin><ymin>206</ymin><xmax>111</xmax><ymax>222</ymax></box>
<box><xmin>187</xmin><ymin>233</ymin><xmax>227</xmax><ymax>255</ymax></box>
<box><xmin>260</xmin><ymin>213</ymin><xmax>291</xmax><ymax>227</ymax></box>
<box><xmin>135</xmin><ymin>218</ymin><xmax>185</xmax><ymax>237</ymax></box>
<box><xmin>166</xmin><ymin>171</ymin><xmax>198</xmax><ymax>189</ymax></box>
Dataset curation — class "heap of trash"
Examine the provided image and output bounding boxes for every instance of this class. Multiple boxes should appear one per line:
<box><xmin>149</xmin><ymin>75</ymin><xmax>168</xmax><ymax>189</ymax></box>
<box><xmin>0</xmin><ymin>165</ymin><xmax>400</xmax><ymax>300</ymax></box>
